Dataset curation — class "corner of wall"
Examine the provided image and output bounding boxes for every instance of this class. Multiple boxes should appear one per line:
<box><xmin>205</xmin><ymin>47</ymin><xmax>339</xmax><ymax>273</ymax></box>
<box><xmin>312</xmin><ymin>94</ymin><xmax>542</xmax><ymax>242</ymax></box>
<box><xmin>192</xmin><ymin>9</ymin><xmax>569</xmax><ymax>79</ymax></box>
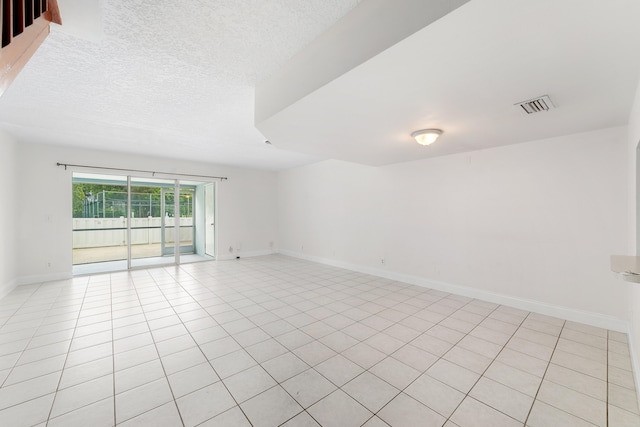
<box><xmin>627</xmin><ymin>75</ymin><xmax>640</xmax><ymax>405</ymax></box>
<box><xmin>0</xmin><ymin>129</ymin><xmax>19</xmax><ymax>299</ymax></box>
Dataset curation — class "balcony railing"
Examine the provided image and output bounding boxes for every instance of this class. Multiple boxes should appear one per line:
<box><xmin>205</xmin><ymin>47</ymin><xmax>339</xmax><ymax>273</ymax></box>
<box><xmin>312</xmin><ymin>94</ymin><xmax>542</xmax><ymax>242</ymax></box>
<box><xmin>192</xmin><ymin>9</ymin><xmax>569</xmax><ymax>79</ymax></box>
<box><xmin>0</xmin><ymin>0</ymin><xmax>61</xmax><ymax>96</ymax></box>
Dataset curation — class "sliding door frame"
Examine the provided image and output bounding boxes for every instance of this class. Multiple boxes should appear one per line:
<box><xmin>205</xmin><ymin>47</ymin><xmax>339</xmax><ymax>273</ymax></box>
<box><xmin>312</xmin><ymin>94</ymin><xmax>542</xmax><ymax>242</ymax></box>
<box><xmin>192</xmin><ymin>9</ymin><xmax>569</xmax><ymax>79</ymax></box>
<box><xmin>127</xmin><ymin>176</ymin><xmax>132</xmax><ymax>269</ymax></box>
<box><xmin>72</xmin><ymin>171</ymin><xmax>216</xmax><ymax>272</ymax></box>
<box><xmin>174</xmin><ymin>180</ymin><xmax>180</xmax><ymax>266</ymax></box>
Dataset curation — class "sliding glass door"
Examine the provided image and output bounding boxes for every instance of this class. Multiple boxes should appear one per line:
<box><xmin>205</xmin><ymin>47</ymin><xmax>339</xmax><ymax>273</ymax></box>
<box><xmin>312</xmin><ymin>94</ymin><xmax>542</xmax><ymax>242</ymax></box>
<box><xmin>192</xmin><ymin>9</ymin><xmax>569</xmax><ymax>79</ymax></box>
<box><xmin>72</xmin><ymin>174</ymin><xmax>129</xmax><ymax>266</ymax></box>
<box><xmin>158</xmin><ymin>187</ymin><xmax>195</xmax><ymax>256</ymax></box>
<box><xmin>129</xmin><ymin>177</ymin><xmax>177</xmax><ymax>268</ymax></box>
<box><xmin>204</xmin><ymin>183</ymin><xmax>215</xmax><ymax>257</ymax></box>
<box><xmin>72</xmin><ymin>173</ymin><xmax>215</xmax><ymax>273</ymax></box>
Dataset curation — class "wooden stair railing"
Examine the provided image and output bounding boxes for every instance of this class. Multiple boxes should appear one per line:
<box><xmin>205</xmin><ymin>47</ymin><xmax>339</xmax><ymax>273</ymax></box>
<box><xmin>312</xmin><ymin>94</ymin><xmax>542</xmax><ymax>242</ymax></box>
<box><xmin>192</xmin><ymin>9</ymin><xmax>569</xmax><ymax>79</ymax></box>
<box><xmin>0</xmin><ymin>0</ymin><xmax>61</xmax><ymax>97</ymax></box>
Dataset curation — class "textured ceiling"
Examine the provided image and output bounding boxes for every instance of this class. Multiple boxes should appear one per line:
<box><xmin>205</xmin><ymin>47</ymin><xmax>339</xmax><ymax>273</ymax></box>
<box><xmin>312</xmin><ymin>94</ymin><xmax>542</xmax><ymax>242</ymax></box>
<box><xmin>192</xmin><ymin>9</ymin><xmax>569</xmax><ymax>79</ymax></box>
<box><xmin>0</xmin><ymin>0</ymin><xmax>362</xmax><ymax>170</ymax></box>
<box><xmin>5</xmin><ymin>0</ymin><xmax>638</xmax><ymax>171</ymax></box>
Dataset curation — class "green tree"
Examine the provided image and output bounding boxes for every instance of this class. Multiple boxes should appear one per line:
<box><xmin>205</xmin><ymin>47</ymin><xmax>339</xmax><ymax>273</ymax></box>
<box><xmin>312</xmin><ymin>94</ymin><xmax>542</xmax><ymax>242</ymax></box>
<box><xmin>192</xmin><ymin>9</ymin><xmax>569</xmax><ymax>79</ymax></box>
<box><xmin>72</xmin><ymin>183</ymin><xmax>165</xmax><ymax>218</ymax></box>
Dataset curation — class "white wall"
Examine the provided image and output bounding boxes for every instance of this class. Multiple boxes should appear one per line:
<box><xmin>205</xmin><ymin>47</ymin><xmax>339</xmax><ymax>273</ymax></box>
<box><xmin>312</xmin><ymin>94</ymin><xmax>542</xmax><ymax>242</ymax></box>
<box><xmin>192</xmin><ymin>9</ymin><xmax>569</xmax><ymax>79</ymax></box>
<box><xmin>0</xmin><ymin>130</ymin><xmax>18</xmax><ymax>298</ymax></box>
<box><xmin>14</xmin><ymin>142</ymin><xmax>278</xmax><ymax>282</ymax></box>
<box><xmin>278</xmin><ymin>127</ymin><xmax>629</xmax><ymax>324</ymax></box>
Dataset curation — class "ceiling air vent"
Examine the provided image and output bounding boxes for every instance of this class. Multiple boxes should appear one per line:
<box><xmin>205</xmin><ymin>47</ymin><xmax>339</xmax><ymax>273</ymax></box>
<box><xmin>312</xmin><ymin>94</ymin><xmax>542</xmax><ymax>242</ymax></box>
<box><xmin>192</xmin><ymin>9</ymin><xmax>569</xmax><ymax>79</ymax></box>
<box><xmin>515</xmin><ymin>95</ymin><xmax>554</xmax><ymax>114</ymax></box>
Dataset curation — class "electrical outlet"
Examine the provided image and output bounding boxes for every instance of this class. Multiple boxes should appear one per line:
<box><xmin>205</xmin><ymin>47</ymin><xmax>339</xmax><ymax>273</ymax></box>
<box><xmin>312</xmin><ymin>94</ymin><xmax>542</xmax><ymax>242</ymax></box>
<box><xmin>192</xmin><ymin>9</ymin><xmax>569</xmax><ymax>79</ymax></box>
<box><xmin>381</xmin><ymin>258</ymin><xmax>385</xmax><ymax>265</ymax></box>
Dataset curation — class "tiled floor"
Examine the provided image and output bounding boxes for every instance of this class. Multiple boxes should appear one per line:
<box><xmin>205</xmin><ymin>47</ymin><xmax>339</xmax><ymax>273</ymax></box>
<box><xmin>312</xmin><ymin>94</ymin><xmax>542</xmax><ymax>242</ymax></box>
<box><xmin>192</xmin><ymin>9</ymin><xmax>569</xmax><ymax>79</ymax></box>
<box><xmin>0</xmin><ymin>255</ymin><xmax>638</xmax><ymax>427</ymax></box>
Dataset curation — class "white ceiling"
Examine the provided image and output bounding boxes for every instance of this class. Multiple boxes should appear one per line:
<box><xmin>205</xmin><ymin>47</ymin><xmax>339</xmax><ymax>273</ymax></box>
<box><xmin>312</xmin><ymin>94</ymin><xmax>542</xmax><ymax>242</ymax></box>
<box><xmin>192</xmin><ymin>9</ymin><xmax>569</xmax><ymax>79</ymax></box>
<box><xmin>1</xmin><ymin>0</ymin><xmax>640</xmax><ymax>170</ymax></box>
<box><xmin>0</xmin><ymin>0</ymin><xmax>362</xmax><ymax>170</ymax></box>
<box><xmin>257</xmin><ymin>0</ymin><xmax>640</xmax><ymax>166</ymax></box>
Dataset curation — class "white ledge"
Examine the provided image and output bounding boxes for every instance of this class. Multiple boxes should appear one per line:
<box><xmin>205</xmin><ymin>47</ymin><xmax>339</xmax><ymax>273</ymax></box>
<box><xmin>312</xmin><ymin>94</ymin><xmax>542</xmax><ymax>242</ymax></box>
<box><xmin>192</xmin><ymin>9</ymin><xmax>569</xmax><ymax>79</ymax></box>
<box><xmin>611</xmin><ymin>255</ymin><xmax>640</xmax><ymax>283</ymax></box>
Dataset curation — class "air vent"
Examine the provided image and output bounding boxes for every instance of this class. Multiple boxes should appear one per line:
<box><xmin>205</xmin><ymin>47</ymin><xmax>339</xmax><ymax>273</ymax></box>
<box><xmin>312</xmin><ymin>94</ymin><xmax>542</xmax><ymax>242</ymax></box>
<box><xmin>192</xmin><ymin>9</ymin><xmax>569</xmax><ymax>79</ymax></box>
<box><xmin>515</xmin><ymin>95</ymin><xmax>554</xmax><ymax>114</ymax></box>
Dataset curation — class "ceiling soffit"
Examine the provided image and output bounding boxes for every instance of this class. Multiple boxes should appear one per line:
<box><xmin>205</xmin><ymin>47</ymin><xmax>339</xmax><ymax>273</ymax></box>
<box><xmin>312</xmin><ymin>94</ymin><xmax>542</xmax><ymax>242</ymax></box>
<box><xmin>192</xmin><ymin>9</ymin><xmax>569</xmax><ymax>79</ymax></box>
<box><xmin>256</xmin><ymin>0</ymin><xmax>640</xmax><ymax>166</ymax></box>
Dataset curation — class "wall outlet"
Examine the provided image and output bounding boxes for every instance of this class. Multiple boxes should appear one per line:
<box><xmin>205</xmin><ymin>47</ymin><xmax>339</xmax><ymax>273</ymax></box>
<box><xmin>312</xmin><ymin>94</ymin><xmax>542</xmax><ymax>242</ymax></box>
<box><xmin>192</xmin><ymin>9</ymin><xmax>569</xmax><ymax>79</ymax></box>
<box><xmin>381</xmin><ymin>258</ymin><xmax>385</xmax><ymax>265</ymax></box>
<box><xmin>228</xmin><ymin>246</ymin><xmax>233</xmax><ymax>253</ymax></box>
<box><xmin>47</xmin><ymin>262</ymin><xmax>52</xmax><ymax>268</ymax></box>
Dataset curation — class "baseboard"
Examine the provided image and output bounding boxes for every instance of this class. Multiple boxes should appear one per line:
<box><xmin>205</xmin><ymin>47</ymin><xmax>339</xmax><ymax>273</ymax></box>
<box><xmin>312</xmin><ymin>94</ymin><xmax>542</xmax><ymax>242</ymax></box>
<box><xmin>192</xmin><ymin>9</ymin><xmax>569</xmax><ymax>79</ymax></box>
<box><xmin>278</xmin><ymin>250</ymin><xmax>629</xmax><ymax>333</ymax></box>
<box><xmin>0</xmin><ymin>272</ymin><xmax>72</xmax><ymax>299</ymax></box>
<box><xmin>216</xmin><ymin>249</ymin><xmax>275</xmax><ymax>261</ymax></box>
<box><xmin>15</xmin><ymin>272</ymin><xmax>73</xmax><ymax>286</ymax></box>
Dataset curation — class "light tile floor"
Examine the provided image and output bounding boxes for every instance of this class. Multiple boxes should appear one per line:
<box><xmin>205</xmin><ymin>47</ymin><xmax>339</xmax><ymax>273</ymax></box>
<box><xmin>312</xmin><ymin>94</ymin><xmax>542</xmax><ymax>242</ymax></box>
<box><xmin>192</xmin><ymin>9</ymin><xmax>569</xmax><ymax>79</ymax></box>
<box><xmin>0</xmin><ymin>255</ymin><xmax>638</xmax><ymax>426</ymax></box>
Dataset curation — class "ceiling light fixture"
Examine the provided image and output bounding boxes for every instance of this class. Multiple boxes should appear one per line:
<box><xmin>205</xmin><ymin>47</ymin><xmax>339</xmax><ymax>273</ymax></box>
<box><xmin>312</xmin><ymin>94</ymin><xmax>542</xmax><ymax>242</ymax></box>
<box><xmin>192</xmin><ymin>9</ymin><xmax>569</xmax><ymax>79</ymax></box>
<box><xmin>411</xmin><ymin>129</ymin><xmax>443</xmax><ymax>146</ymax></box>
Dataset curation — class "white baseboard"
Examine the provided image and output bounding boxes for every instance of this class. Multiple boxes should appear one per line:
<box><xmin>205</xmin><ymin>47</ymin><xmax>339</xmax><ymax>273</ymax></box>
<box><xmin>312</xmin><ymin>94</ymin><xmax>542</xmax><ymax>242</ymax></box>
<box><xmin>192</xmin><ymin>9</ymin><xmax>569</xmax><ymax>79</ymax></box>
<box><xmin>2</xmin><ymin>252</ymin><xmax>276</xmax><ymax>293</ymax></box>
<box><xmin>216</xmin><ymin>249</ymin><xmax>275</xmax><ymax>261</ymax></box>
<box><xmin>278</xmin><ymin>250</ymin><xmax>629</xmax><ymax>333</ymax></box>
<box><xmin>16</xmin><ymin>272</ymin><xmax>73</xmax><ymax>286</ymax></box>
<box><xmin>0</xmin><ymin>272</ymin><xmax>73</xmax><ymax>300</ymax></box>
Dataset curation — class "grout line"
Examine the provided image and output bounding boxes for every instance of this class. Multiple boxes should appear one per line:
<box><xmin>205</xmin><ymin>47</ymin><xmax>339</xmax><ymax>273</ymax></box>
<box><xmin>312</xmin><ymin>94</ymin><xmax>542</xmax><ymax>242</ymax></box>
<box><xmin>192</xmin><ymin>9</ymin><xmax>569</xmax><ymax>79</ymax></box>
<box><xmin>171</xmin><ymin>262</ymin><xmax>362</xmax><ymax>424</ymax></box>
<box><xmin>119</xmin><ymin>270</ymin><xmax>187</xmax><ymax>427</ymax></box>
<box><xmin>265</xmin><ymin>291</ymin><xmax>502</xmax><ymax>423</ymax></box>
<box><xmin>0</xmin><ymin>284</ymin><xmax>43</xmax><ymax>329</ymax></box>
<box><xmin>522</xmin><ymin>316</ymin><xmax>564</xmax><ymax>426</ymax></box>
<box><xmin>414</xmin><ymin>301</ymin><xmax>526</xmax><ymax>425</ymax></box>
<box><xmin>44</xmin><ymin>277</ymin><xmax>92</xmax><ymax>425</ymax></box>
<box><xmin>522</xmin><ymin>319</ymin><xmax>609</xmax><ymax>426</ymax></box>
<box><xmin>607</xmin><ymin>330</ymin><xmax>610</xmax><ymax>427</ymax></box>
<box><xmin>0</xmin><ymin>282</ymin><xmax>59</xmax><ymax>389</ymax></box>
<box><xmin>173</xmin><ymin>265</ymin><xmax>323</xmax><ymax>424</ymax></box>
<box><xmin>141</xmin><ymin>265</ymin><xmax>256</xmax><ymax>426</ymax></box>
<box><xmin>110</xmin><ymin>271</ymin><xmax>116</xmax><ymax>426</ymax></box>
<box><xmin>0</xmin><ymin>257</ymin><xmax>627</xmax><ymax>427</ymax></box>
